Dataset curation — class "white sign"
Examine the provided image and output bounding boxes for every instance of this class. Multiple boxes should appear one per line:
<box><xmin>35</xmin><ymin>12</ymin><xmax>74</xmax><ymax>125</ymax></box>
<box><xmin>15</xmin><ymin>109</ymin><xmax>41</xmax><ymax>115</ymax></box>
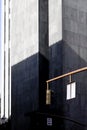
<box><xmin>66</xmin><ymin>82</ymin><xmax>76</xmax><ymax>100</ymax></box>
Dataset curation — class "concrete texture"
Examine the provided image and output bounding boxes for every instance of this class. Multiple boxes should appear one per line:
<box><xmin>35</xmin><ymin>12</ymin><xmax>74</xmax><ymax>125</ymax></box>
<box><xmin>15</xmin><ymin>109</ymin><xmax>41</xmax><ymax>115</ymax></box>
<box><xmin>62</xmin><ymin>0</ymin><xmax>87</xmax><ymax>129</ymax></box>
<box><xmin>11</xmin><ymin>0</ymin><xmax>39</xmax><ymax>65</ymax></box>
<box><xmin>49</xmin><ymin>0</ymin><xmax>62</xmax><ymax>45</ymax></box>
<box><xmin>11</xmin><ymin>0</ymin><xmax>87</xmax><ymax>129</ymax></box>
<box><xmin>11</xmin><ymin>0</ymin><xmax>49</xmax><ymax>130</ymax></box>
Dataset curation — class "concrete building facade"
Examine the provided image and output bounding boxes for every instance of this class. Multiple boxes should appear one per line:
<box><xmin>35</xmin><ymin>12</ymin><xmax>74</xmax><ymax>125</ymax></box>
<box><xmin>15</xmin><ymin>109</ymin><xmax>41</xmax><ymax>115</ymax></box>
<box><xmin>62</xmin><ymin>0</ymin><xmax>87</xmax><ymax>130</ymax></box>
<box><xmin>11</xmin><ymin>0</ymin><xmax>49</xmax><ymax>130</ymax></box>
<box><xmin>11</xmin><ymin>0</ymin><xmax>87</xmax><ymax>130</ymax></box>
<box><xmin>1</xmin><ymin>0</ymin><xmax>87</xmax><ymax>130</ymax></box>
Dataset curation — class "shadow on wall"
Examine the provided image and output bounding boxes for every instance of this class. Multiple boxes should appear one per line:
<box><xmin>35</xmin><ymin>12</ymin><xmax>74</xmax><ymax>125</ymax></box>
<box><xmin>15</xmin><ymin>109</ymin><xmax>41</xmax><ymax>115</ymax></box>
<box><xmin>62</xmin><ymin>42</ymin><xmax>87</xmax><ymax>130</ymax></box>
<box><xmin>11</xmin><ymin>41</ymin><xmax>87</xmax><ymax>130</ymax></box>
<box><xmin>48</xmin><ymin>40</ymin><xmax>63</xmax><ymax>114</ymax></box>
<box><xmin>11</xmin><ymin>52</ymin><xmax>49</xmax><ymax>130</ymax></box>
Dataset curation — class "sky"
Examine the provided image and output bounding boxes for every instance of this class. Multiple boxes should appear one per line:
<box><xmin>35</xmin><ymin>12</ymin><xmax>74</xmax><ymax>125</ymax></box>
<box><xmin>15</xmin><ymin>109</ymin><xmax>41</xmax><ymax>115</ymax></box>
<box><xmin>0</xmin><ymin>0</ymin><xmax>1</xmax><ymax>47</ymax></box>
<box><xmin>0</xmin><ymin>1</ymin><xmax>1</xmax><ymax>94</ymax></box>
<box><xmin>0</xmin><ymin>0</ymin><xmax>1</xmax><ymax>56</ymax></box>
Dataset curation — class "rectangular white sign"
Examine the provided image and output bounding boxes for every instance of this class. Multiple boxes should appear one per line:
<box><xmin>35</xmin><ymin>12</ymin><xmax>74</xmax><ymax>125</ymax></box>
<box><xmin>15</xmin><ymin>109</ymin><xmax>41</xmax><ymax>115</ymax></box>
<box><xmin>67</xmin><ymin>82</ymin><xmax>76</xmax><ymax>100</ymax></box>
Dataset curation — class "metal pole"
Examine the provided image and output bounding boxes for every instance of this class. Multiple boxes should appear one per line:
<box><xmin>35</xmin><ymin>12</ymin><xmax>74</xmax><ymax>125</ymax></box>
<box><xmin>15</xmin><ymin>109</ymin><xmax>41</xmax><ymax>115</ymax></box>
<box><xmin>46</xmin><ymin>67</ymin><xmax>87</xmax><ymax>83</ymax></box>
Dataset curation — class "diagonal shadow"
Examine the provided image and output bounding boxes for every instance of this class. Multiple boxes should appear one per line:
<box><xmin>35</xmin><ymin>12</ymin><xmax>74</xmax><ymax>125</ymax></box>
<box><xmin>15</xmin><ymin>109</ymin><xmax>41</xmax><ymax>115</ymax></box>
<box><xmin>11</xmin><ymin>40</ymin><xmax>87</xmax><ymax>130</ymax></box>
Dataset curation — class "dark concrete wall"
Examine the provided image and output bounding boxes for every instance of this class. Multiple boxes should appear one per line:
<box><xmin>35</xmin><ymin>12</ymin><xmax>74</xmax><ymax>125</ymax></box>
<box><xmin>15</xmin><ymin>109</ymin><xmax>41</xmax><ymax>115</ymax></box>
<box><xmin>11</xmin><ymin>1</ymin><xmax>39</xmax><ymax>130</ymax></box>
<box><xmin>48</xmin><ymin>0</ymin><xmax>63</xmax><ymax>111</ymax></box>
<box><xmin>39</xmin><ymin>0</ymin><xmax>49</xmax><ymax>110</ymax></box>
<box><xmin>11</xmin><ymin>54</ymin><xmax>39</xmax><ymax>130</ymax></box>
<box><xmin>11</xmin><ymin>0</ymin><xmax>87</xmax><ymax>130</ymax></box>
<box><xmin>49</xmin><ymin>41</ymin><xmax>63</xmax><ymax>112</ymax></box>
<box><xmin>46</xmin><ymin>1</ymin><xmax>64</xmax><ymax>128</ymax></box>
<box><xmin>62</xmin><ymin>0</ymin><xmax>87</xmax><ymax>130</ymax></box>
<box><xmin>11</xmin><ymin>0</ymin><xmax>49</xmax><ymax>130</ymax></box>
<box><xmin>39</xmin><ymin>0</ymin><xmax>49</xmax><ymax>59</ymax></box>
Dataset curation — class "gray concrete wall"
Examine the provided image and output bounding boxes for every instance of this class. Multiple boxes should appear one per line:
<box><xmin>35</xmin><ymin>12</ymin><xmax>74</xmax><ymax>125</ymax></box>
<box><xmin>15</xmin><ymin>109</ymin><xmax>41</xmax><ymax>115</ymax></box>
<box><xmin>39</xmin><ymin>0</ymin><xmax>49</xmax><ymax>110</ymax></box>
<box><xmin>11</xmin><ymin>55</ymin><xmax>39</xmax><ymax>130</ymax></box>
<box><xmin>49</xmin><ymin>0</ymin><xmax>62</xmax><ymax>45</ymax></box>
<box><xmin>62</xmin><ymin>0</ymin><xmax>87</xmax><ymax>129</ymax></box>
<box><xmin>11</xmin><ymin>0</ymin><xmax>39</xmax><ymax>65</ymax></box>
<box><xmin>11</xmin><ymin>0</ymin><xmax>39</xmax><ymax>130</ymax></box>
<box><xmin>11</xmin><ymin>0</ymin><xmax>87</xmax><ymax>129</ymax></box>
<box><xmin>11</xmin><ymin>0</ymin><xmax>49</xmax><ymax>130</ymax></box>
<box><xmin>48</xmin><ymin>0</ymin><xmax>63</xmax><ymax>112</ymax></box>
<box><xmin>39</xmin><ymin>0</ymin><xmax>49</xmax><ymax>59</ymax></box>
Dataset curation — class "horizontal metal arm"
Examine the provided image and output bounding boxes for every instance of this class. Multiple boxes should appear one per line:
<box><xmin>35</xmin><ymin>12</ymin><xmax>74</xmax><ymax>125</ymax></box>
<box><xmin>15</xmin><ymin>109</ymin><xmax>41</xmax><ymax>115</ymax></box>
<box><xmin>46</xmin><ymin>66</ymin><xmax>87</xmax><ymax>83</ymax></box>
